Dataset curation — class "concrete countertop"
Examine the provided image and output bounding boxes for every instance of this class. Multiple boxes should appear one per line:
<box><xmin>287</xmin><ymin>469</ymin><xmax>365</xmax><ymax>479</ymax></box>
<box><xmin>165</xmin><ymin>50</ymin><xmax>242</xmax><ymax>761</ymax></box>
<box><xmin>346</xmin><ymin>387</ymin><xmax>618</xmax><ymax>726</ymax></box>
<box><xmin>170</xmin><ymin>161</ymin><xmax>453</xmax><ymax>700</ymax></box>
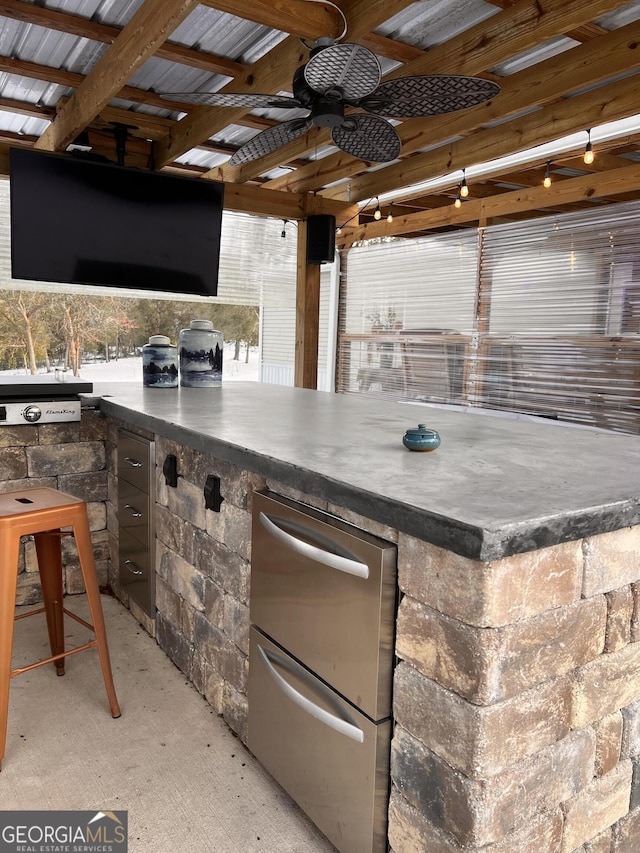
<box><xmin>86</xmin><ymin>382</ymin><xmax>640</xmax><ymax>561</ymax></box>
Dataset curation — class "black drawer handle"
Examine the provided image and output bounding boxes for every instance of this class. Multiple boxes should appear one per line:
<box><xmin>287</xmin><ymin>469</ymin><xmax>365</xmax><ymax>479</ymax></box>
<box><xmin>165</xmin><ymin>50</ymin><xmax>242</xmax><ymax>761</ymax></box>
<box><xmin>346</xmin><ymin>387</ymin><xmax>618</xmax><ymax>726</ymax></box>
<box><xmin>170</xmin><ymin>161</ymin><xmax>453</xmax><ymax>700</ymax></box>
<box><xmin>124</xmin><ymin>504</ymin><xmax>143</xmax><ymax>518</ymax></box>
<box><xmin>124</xmin><ymin>559</ymin><xmax>143</xmax><ymax>576</ymax></box>
<box><xmin>124</xmin><ymin>456</ymin><xmax>143</xmax><ymax>468</ymax></box>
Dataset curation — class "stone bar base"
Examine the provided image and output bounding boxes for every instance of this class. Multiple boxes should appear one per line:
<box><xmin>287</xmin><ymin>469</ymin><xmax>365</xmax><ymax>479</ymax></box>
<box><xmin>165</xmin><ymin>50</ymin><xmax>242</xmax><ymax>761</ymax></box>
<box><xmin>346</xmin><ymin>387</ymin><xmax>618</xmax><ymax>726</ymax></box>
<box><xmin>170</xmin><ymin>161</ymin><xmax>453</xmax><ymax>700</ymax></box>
<box><xmin>104</xmin><ymin>410</ymin><xmax>640</xmax><ymax>853</ymax></box>
<box><xmin>390</xmin><ymin>527</ymin><xmax>640</xmax><ymax>852</ymax></box>
<box><xmin>1</xmin><ymin>413</ymin><xmax>109</xmax><ymax>605</ymax></box>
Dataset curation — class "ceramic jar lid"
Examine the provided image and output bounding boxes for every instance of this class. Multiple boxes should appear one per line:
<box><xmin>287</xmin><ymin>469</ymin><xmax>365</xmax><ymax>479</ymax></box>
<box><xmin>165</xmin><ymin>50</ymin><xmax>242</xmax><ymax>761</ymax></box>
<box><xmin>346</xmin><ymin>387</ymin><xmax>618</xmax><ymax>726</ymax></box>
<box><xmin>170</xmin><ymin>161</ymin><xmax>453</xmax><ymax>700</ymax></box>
<box><xmin>189</xmin><ymin>320</ymin><xmax>214</xmax><ymax>331</ymax></box>
<box><xmin>147</xmin><ymin>335</ymin><xmax>171</xmax><ymax>346</ymax></box>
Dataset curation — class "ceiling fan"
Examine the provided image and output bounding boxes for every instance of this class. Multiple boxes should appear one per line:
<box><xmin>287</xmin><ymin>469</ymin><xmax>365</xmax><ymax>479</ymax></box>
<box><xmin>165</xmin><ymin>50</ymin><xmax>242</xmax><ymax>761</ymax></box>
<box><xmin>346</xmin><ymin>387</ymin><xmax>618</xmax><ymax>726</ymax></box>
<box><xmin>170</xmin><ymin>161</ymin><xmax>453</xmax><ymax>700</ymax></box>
<box><xmin>161</xmin><ymin>37</ymin><xmax>500</xmax><ymax>167</ymax></box>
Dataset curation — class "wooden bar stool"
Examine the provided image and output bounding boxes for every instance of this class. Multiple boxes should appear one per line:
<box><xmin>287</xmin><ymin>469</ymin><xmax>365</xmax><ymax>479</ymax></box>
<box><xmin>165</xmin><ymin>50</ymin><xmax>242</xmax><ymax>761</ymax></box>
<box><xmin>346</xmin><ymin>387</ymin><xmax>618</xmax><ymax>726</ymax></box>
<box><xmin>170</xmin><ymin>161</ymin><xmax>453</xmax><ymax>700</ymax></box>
<box><xmin>0</xmin><ymin>487</ymin><xmax>121</xmax><ymax>769</ymax></box>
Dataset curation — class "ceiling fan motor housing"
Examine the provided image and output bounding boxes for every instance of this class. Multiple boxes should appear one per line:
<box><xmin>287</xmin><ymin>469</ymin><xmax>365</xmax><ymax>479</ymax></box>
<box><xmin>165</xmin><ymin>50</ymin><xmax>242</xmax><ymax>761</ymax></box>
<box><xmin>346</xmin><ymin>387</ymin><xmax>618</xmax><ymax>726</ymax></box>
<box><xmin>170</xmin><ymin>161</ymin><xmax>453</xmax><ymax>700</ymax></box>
<box><xmin>310</xmin><ymin>99</ymin><xmax>345</xmax><ymax>128</ymax></box>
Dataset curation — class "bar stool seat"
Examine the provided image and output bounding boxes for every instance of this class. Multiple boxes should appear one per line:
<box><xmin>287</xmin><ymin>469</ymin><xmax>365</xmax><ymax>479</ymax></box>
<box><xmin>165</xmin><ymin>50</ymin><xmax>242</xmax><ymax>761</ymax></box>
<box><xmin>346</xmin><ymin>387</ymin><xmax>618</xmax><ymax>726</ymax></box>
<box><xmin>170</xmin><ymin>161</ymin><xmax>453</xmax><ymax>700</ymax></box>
<box><xmin>0</xmin><ymin>487</ymin><xmax>121</xmax><ymax>770</ymax></box>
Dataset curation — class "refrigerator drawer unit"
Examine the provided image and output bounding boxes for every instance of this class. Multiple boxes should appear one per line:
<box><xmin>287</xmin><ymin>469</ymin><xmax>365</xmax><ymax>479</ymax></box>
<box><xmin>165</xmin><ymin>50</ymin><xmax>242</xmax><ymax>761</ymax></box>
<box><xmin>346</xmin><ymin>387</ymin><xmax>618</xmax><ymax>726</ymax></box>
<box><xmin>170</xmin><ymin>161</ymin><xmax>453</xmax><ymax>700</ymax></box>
<box><xmin>248</xmin><ymin>627</ymin><xmax>392</xmax><ymax>853</ymax></box>
<box><xmin>251</xmin><ymin>491</ymin><xmax>397</xmax><ymax>722</ymax></box>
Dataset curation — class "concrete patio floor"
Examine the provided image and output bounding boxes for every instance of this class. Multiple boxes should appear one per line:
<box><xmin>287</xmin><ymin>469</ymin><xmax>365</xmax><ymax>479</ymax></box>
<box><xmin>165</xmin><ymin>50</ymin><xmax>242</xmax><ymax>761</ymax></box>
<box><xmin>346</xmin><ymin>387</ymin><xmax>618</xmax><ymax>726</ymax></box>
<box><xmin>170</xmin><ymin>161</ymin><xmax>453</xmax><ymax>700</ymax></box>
<box><xmin>2</xmin><ymin>594</ymin><xmax>337</xmax><ymax>853</ymax></box>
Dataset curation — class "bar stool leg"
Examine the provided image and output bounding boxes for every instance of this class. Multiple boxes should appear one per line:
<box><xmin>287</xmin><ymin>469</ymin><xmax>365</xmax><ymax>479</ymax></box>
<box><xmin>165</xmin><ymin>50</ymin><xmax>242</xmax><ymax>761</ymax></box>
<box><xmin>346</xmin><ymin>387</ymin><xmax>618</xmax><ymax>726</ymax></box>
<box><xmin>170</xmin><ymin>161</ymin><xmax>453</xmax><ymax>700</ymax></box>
<box><xmin>71</xmin><ymin>513</ymin><xmax>121</xmax><ymax>719</ymax></box>
<box><xmin>34</xmin><ymin>531</ymin><xmax>66</xmax><ymax>676</ymax></box>
<box><xmin>0</xmin><ymin>534</ymin><xmax>21</xmax><ymax>770</ymax></box>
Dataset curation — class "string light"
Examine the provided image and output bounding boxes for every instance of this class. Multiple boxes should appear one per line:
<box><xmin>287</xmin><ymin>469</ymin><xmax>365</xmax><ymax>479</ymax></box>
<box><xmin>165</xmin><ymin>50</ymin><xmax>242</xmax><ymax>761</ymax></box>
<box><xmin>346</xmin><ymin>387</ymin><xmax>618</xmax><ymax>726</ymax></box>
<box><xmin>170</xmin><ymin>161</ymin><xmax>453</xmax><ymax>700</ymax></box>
<box><xmin>583</xmin><ymin>129</ymin><xmax>594</xmax><ymax>165</ymax></box>
<box><xmin>387</xmin><ymin>204</ymin><xmax>394</xmax><ymax>224</ymax></box>
<box><xmin>281</xmin><ymin>219</ymin><xmax>287</xmax><ymax>238</ymax></box>
<box><xmin>543</xmin><ymin>161</ymin><xmax>552</xmax><ymax>189</ymax></box>
<box><xmin>373</xmin><ymin>197</ymin><xmax>382</xmax><ymax>220</ymax></box>
<box><xmin>459</xmin><ymin>168</ymin><xmax>469</xmax><ymax>198</ymax></box>
<box><xmin>454</xmin><ymin>190</ymin><xmax>462</xmax><ymax>208</ymax></box>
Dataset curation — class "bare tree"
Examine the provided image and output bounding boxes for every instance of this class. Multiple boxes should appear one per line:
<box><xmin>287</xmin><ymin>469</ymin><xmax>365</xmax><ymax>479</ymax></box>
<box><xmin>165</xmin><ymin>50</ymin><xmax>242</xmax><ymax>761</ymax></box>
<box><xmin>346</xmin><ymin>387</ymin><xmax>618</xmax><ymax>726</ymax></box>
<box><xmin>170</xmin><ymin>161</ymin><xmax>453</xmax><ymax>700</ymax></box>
<box><xmin>0</xmin><ymin>291</ymin><xmax>57</xmax><ymax>373</ymax></box>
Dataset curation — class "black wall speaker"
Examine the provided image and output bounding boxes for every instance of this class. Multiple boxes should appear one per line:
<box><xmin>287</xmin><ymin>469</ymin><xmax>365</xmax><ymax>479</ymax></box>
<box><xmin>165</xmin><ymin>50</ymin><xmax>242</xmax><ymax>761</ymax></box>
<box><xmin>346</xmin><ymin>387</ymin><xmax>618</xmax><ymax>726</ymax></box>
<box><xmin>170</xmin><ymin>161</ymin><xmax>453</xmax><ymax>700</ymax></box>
<box><xmin>306</xmin><ymin>214</ymin><xmax>336</xmax><ymax>264</ymax></box>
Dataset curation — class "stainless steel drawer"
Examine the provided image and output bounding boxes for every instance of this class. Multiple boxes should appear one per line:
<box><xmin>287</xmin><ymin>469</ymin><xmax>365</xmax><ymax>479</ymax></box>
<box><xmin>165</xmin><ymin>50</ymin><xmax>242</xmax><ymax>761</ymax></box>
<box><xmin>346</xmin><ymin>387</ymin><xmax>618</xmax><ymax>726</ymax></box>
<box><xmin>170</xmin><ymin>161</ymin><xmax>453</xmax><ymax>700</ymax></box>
<box><xmin>119</xmin><ymin>527</ymin><xmax>154</xmax><ymax>615</ymax></box>
<box><xmin>248</xmin><ymin>627</ymin><xmax>391</xmax><ymax>853</ymax></box>
<box><xmin>117</xmin><ymin>431</ymin><xmax>153</xmax><ymax>493</ymax></box>
<box><xmin>118</xmin><ymin>480</ymin><xmax>150</xmax><ymax>547</ymax></box>
<box><xmin>251</xmin><ymin>491</ymin><xmax>397</xmax><ymax>721</ymax></box>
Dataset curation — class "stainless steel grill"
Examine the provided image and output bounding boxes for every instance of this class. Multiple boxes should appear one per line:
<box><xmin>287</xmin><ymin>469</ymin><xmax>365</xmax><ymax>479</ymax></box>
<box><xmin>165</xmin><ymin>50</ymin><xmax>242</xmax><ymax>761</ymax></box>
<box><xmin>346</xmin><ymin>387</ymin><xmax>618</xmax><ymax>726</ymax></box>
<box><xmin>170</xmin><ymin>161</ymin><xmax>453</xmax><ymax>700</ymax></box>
<box><xmin>0</xmin><ymin>375</ymin><xmax>93</xmax><ymax>425</ymax></box>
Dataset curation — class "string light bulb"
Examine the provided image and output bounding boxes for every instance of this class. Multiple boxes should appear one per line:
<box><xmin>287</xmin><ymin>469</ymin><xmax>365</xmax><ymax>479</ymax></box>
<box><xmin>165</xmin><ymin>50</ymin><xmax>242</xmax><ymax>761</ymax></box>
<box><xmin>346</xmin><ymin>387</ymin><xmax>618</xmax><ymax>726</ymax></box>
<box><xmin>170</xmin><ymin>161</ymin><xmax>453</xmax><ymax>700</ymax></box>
<box><xmin>460</xmin><ymin>168</ymin><xmax>469</xmax><ymax>198</ymax></box>
<box><xmin>583</xmin><ymin>129</ymin><xmax>595</xmax><ymax>165</ymax></box>
<box><xmin>454</xmin><ymin>190</ymin><xmax>462</xmax><ymax>209</ymax></box>
<box><xmin>543</xmin><ymin>161</ymin><xmax>552</xmax><ymax>189</ymax></box>
<box><xmin>387</xmin><ymin>204</ymin><xmax>394</xmax><ymax>224</ymax></box>
<box><xmin>373</xmin><ymin>197</ymin><xmax>382</xmax><ymax>220</ymax></box>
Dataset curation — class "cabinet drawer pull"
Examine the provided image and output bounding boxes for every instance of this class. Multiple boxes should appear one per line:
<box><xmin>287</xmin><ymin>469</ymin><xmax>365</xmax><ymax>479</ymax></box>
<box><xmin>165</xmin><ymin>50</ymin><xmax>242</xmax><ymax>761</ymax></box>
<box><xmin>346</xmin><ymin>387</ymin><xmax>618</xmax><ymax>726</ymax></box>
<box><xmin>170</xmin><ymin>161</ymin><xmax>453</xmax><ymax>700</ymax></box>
<box><xmin>124</xmin><ymin>559</ymin><xmax>143</xmax><ymax>576</ymax></box>
<box><xmin>124</xmin><ymin>456</ymin><xmax>143</xmax><ymax>468</ymax></box>
<box><xmin>124</xmin><ymin>503</ymin><xmax>143</xmax><ymax>518</ymax></box>
<box><xmin>258</xmin><ymin>644</ymin><xmax>364</xmax><ymax>743</ymax></box>
<box><xmin>259</xmin><ymin>511</ymin><xmax>369</xmax><ymax>579</ymax></box>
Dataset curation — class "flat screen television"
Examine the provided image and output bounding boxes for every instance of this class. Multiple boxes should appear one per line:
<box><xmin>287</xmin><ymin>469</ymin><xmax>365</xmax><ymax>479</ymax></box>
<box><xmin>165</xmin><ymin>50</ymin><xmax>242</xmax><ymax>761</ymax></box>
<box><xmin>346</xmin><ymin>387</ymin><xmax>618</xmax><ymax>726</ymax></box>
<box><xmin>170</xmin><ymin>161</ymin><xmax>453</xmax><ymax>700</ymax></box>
<box><xmin>9</xmin><ymin>147</ymin><xmax>224</xmax><ymax>297</ymax></box>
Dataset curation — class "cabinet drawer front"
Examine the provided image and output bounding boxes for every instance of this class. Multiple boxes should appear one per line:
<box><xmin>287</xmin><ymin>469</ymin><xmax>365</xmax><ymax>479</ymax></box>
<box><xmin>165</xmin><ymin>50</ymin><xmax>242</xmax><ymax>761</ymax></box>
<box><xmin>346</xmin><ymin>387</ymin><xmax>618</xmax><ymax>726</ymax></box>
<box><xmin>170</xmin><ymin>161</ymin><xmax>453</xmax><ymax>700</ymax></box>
<box><xmin>118</xmin><ymin>432</ymin><xmax>153</xmax><ymax>493</ymax></box>
<box><xmin>119</xmin><ymin>527</ymin><xmax>154</xmax><ymax>614</ymax></box>
<box><xmin>118</xmin><ymin>480</ymin><xmax>151</xmax><ymax>546</ymax></box>
<box><xmin>251</xmin><ymin>491</ymin><xmax>397</xmax><ymax>721</ymax></box>
<box><xmin>248</xmin><ymin>628</ymin><xmax>391</xmax><ymax>853</ymax></box>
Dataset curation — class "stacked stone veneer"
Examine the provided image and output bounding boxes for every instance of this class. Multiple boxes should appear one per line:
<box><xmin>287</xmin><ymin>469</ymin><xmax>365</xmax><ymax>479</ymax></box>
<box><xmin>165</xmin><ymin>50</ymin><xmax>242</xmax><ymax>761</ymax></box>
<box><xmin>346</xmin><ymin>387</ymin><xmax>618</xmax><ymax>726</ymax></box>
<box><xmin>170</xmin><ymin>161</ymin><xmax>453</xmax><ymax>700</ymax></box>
<box><xmin>1</xmin><ymin>412</ymin><xmax>109</xmax><ymax>605</ymax></box>
<box><xmin>104</xmin><ymin>418</ymin><xmax>268</xmax><ymax>739</ymax></box>
<box><xmin>105</xmin><ymin>415</ymin><xmax>640</xmax><ymax>853</ymax></box>
<box><xmin>390</xmin><ymin>526</ymin><xmax>640</xmax><ymax>853</ymax></box>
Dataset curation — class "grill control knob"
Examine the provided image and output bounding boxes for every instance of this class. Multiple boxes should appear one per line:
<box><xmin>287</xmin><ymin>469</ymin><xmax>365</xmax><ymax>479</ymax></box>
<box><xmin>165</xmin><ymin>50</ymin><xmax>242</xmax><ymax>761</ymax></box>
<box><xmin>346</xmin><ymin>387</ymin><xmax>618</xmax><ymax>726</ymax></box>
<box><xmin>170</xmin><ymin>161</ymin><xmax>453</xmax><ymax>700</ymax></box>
<box><xmin>23</xmin><ymin>404</ymin><xmax>42</xmax><ymax>423</ymax></box>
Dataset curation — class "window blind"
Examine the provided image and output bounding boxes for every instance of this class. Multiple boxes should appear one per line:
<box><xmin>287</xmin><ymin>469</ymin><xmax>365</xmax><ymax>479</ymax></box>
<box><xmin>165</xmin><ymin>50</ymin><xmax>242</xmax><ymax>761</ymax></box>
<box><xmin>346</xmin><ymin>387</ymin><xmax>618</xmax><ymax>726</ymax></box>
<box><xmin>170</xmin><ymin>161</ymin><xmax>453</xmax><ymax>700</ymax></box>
<box><xmin>337</xmin><ymin>201</ymin><xmax>640</xmax><ymax>434</ymax></box>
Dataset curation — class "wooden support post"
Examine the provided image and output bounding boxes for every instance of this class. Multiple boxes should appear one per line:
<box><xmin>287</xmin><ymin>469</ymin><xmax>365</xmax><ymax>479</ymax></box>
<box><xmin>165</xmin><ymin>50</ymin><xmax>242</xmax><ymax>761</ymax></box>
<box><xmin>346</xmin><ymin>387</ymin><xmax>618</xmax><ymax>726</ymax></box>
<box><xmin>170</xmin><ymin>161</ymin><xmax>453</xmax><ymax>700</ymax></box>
<box><xmin>294</xmin><ymin>219</ymin><xmax>320</xmax><ymax>389</ymax></box>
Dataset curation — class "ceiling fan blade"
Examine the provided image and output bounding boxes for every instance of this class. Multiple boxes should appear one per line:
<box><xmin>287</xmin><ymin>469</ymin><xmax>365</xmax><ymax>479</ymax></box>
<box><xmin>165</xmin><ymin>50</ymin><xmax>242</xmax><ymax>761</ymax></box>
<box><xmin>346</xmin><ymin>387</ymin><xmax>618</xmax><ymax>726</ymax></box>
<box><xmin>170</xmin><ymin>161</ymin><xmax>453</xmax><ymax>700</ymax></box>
<box><xmin>160</xmin><ymin>92</ymin><xmax>303</xmax><ymax>109</ymax></box>
<box><xmin>229</xmin><ymin>118</ymin><xmax>313</xmax><ymax>166</ymax></box>
<box><xmin>304</xmin><ymin>43</ymin><xmax>381</xmax><ymax>101</ymax></box>
<box><xmin>359</xmin><ymin>75</ymin><xmax>501</xmax><ymax>118</ymax></box>
<box><xmin>331</xmin><ymin>114</ymin><xmax>401</xmax><ymax>163</ymax></box>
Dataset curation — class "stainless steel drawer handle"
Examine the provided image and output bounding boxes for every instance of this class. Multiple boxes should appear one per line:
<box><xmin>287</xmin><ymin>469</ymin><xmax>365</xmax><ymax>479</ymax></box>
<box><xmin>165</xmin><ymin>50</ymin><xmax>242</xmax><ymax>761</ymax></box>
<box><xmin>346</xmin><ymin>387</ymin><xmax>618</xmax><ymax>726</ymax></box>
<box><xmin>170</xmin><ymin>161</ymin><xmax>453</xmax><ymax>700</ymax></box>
<box><xmin>124</xmin><ymin>559</ymin><xmax>143</xmax><ymax>576</ymax></box>
<box><xmin>124</xmin><ymin>456</ymin><xmax>143</xmax><ymax>468</ymax></box>
<box><xmin>259</xmin><ymin>512</ymin><xmax>369</xmax><ymax>579</ymax></box>
<box><xmin>124</xmin><ymin>504</ymin><xmax>143</xmax><ymax>518</ymax></box>
<box><xmin>258</xmin><ymin>645</ymin><xmax>364</xmax><ymax>744</ymax></box>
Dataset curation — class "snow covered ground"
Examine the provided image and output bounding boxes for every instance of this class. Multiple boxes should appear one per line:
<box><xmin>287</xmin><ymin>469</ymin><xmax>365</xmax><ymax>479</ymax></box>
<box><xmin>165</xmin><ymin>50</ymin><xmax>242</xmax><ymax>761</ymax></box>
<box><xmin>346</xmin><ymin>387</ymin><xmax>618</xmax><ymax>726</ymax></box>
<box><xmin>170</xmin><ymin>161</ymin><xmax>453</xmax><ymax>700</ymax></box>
<box><xmin>1</xmin><ymin>343</ymin><xmax>260</xmax><ymax>383</ymax></box>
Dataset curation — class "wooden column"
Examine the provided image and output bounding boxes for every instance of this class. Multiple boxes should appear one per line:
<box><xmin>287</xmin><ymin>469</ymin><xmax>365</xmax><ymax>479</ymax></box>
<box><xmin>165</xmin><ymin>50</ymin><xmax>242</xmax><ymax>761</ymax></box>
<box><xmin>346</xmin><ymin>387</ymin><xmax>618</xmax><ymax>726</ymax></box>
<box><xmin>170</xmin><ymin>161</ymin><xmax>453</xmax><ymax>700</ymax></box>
<box><xmin>294</xmin><ymin>219</ymin><xmax>320</xmax><ymax>389</ymax></box>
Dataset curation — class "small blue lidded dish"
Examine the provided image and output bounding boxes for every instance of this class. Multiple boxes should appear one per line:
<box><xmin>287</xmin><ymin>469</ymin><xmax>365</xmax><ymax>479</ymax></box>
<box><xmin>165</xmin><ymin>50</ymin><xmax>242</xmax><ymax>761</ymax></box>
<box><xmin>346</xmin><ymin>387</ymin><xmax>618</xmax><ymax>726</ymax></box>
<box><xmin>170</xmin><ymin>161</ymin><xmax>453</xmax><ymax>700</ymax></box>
<box><xmin>402</xmin><ymin>423</ymin><xmax>441</xmax><ymax>452</ymax></box>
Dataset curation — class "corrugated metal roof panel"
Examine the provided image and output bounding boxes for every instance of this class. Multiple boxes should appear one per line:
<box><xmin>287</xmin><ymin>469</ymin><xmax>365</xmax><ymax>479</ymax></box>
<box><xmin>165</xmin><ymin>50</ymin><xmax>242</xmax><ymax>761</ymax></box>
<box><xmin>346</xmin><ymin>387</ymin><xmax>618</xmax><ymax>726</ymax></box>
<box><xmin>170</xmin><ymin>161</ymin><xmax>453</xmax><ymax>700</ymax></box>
<box><xmin>375</xmin><ymin>0</ymin><xmax>499</xmax><ymax>48</ymax></box>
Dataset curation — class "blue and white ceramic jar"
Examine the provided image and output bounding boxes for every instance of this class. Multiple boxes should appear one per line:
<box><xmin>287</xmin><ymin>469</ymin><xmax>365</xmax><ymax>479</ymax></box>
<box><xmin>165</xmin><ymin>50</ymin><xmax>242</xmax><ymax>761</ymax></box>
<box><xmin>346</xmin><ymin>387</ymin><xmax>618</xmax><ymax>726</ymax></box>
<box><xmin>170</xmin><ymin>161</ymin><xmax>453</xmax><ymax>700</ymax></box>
<box><xmin>142</xmin><ymin>335</ymin><xmax>178</xmax><ymax>388</ymax></box>
<box><xmin>179</xmin><ymin>320</ymin><xmax>223</xmax><ymax>388</ymax></box>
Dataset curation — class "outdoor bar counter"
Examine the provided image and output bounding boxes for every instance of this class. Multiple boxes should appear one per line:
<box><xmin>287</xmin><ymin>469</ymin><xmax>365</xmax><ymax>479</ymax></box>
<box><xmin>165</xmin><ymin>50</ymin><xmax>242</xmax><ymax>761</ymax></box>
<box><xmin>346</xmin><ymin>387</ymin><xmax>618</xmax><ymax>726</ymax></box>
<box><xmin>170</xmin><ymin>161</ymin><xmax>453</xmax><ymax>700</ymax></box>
<box><xmin>89</xmin><ymin>383</ymin><xmax>640</xmax><ymax>852</ymax></box>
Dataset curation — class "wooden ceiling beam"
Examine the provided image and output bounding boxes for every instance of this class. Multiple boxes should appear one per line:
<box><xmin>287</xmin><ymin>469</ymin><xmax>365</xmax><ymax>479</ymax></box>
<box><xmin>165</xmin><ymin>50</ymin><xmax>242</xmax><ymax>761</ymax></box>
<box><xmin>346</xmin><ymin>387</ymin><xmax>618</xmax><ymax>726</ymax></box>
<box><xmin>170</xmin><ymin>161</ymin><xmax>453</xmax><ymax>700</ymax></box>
<box><xmin>487</xmin><ymin>0</ymin><xmax>609</xmax><ymax>42</ymax></box>
<box><xmin>0</xmin><ymin>0</ymin><xmax>248</xmax><ymax>78</ymax></box>
<box><xmin>34</xmin><ymin>0</ymin><xmax>201</xmax><ymax>152</ymax></box>
<box><xmin>198</xmin><ymin>0</ymin><xmax>342</xmax><ymax>40</ymax></box>
<box><xmin>354</xmin><ymin>31</ymin><xmax>423</xmax><ymax>64</ymax></box>
<box><xmin>340</xmin><ymin>160</ymin><xmax>640</xmax><ymax>245</ymax></box>
<box><xmin>0</xmin><ymin>55</ymin><xmax>281</xmax><ymax>139</ymax></box>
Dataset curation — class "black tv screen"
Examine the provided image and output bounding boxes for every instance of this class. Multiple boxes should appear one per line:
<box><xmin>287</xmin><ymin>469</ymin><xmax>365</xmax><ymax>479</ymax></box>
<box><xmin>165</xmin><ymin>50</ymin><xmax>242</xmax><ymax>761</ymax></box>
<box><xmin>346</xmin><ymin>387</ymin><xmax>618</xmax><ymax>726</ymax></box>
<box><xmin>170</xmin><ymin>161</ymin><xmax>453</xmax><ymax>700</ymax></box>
<box><xmin>9</xmin><ymin>148</ymin><xmax>224</xmax><ymax>297</ymax></box>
